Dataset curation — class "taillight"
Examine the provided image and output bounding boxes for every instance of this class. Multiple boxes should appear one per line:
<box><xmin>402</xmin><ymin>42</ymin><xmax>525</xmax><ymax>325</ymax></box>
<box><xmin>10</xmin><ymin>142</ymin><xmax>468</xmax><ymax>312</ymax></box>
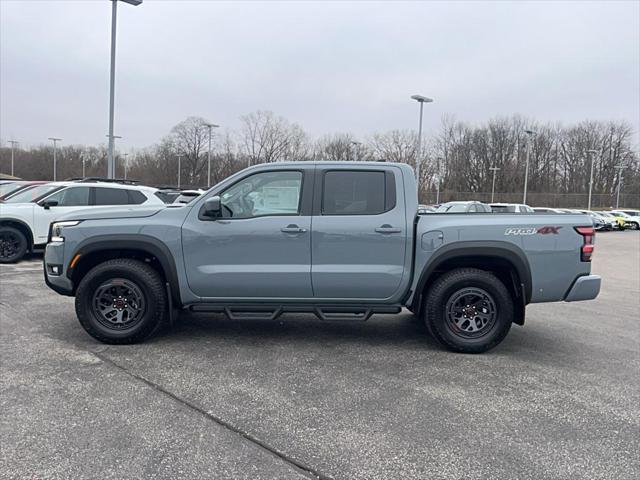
<box><xmin>574</xmin><ymin>226</ymin><xmax>595</xmax><ymax>262</ymax></box>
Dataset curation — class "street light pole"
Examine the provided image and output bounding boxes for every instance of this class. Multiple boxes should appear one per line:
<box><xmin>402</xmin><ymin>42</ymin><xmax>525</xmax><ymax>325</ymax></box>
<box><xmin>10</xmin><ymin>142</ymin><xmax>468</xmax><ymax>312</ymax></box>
<box><xmin>106</xmin><ymin>134</ymin><xmax>122</xmax><ymax>177</ymax></box>
<box><xmin>123</xmin><ymin>153</ymin><xmax>129</xmax><ymax>179</ymax></box>
<box><xmin>614</xmin><ymin>165</ymin><xmax>626</xmax><ymax>209</ymax></box>
<box><xmin>106</xmin><ymin>0</ymin><xmax>143</xmax><ymax>179</ymax></box>
<box><xmin>523</xmin><ymin>129</ymin><xmax>536</xmax><ymax>204</ymax></box>
<box><xmin>410</xmin><ymin>95</ymin><xmax>434</xmax><ymax>187</ymax></box>
<box><xmin>177</xmin><ymin>154</ymin><xmax>183</xmax><ymax>188</ymax></box>
<box><xmin>586</xmin><ymin>149</ymin><xmax>599</xmax><ymax>210</ymax></box>
<box><xmin>489</xmin><ymin>166</ymin><xmax>500</xmax><ymax>203</ymax></box>
<box><xmin>204</xmin><ymin>123</ymin><xmax>219</xmax><ymax>188</ymax></box>
<box><xmin>81</xmin><ymin>152</ymin><xmax>86</xmax><ymax>177</ymax></box>
<box><xmin>435</xmin><ymin>156</ymin><xmax>444</xmax><ymax>204</ymax></box>
<box><xmin>8</xmin><ymin>140</ymin><xmax>18</xmax><ymax>177</ymax></box>
<box><xmin>48</xmin><ymin>137</ymin><xmax>62</xmax><ymax>181</ymax></box>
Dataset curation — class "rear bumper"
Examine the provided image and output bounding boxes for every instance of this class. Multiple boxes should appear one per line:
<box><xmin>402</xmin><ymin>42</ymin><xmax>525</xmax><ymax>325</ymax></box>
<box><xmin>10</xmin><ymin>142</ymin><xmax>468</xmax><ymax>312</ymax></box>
<box><xmin>564</xmin><ymin>274</ymin><xmax>601</xmax><ymax>302</ymax></box>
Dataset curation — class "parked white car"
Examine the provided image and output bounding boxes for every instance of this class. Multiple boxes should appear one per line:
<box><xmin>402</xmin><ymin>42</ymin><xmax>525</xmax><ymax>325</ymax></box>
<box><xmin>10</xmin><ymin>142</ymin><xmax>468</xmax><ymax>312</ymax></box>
<box><xmin>0</xmin><ymin>182</ymin><xmax>164</xmax><ymax>262</ymax></box>
<box><xmin>490</xmin><ymin>203</ymin><xmax>534</xmax><ymax>213</ymax></box>
<box><xmin>611</xmin><ymin>210</ymin><xmax>640</xmax><ymax>230</ymax></box>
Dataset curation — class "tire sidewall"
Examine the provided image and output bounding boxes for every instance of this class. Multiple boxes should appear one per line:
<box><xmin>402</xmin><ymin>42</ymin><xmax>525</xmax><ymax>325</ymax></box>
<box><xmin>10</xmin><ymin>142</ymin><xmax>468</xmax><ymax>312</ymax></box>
<box><xmin>0</xmin><ymin>226</ymin><xmax>27</xmax><ymax>263</ymax></box>
<box><xmin>76</xmin><ymin>262</ymin><xmax>164</xmax><ymax>343</ymax></box>
<box><xmin>426</xmin><ymin>271</ymin><xmax>513</xmax><ymax>353</ymax></box>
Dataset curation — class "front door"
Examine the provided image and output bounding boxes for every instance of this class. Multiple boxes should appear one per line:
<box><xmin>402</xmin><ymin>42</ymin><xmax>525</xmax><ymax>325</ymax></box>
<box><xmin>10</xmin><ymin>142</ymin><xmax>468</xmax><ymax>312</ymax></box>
<box><xmin>311</xmin><ymin>167</ymin><xmax>408</xmax><ymax>300</ymax></box>
<box><xmin>182</xmin><ymin>169</ymin><xmax>313</xmax><ymax>299</ymax></box>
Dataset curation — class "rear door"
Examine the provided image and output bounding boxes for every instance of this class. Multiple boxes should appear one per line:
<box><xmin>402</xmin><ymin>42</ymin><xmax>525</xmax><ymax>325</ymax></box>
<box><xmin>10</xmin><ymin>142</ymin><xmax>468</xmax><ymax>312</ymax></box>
<box><xmin>311</xmin><ymin>166</ymin><xmax>407</xmax><ymax>300</ymax></box>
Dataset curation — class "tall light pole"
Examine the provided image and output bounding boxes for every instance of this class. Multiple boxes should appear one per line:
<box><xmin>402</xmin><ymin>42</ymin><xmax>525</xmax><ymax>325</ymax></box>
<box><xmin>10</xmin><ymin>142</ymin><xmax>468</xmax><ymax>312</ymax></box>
<box><xmin>107</xmin><ymin>0</ymin><xmax>143</xmax><ymax>179</ymax></box>
<box><xmin>177</xmin><ymin>153</ymin><xmax>183</xmax><ymax>188</ymax></box>
<box><xmin>435</xmin><ymin>156</ymin><xmax>444</xmax><ymax>204</ymax></box>
<box><xmin>489</xmin><ymin>166</ymin><xmax>500</xmax><ymax>203</ymax></box>
<box><xmin>8</xmin><ymin>140</ymin><xmax>18</xmax><ymax>177</ymax></box>
<box><xmin>351</xmin><ymin>141</ymin><xmax>362</xmax><ymax>161</ymax></box>
<box><xmin>81</xmin><ymin>151</ymin><xmax>87</xmax><ymax>178</ymax></box>
<box><xmin>106</xmin><ymin>134</ymin><xmax>122</xmax><ymax>177</ymax></box>
<box><xmin>123</xmin><ymin>152</ymin><xmax>129</xmax><ymax>179</ymax></box>
<box><xmin>410</xmin><ymin>95</ymin><xmax>434</xmax><ymax>186</ymax></box>
<box><xmin>614</xmin><ymin>165</ymin><xmax>626</xmax><ymax>209</ymax></box>
<box><xmin>523</xmin><ymin>129</ymin><xmax>536</xmax><ymax>204</ymax></box>
<box><xmin>204</xmin><ymin>123</ymin><xmax>219</xmax><ymax>188</ymax></box>
<box><xmin>586</xmin><ymin>149</ymin><xmax>599</xmax><ymax>210</ymax></box>
<box><xmin>48</xmin><ymin>137</ymin><xmax>62</xmax><ymax>181</ymax></box>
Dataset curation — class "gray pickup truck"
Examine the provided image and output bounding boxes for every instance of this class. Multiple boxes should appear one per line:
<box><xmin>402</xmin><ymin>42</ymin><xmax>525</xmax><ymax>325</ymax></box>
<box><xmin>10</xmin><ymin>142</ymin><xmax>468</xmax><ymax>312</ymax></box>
<box><xmin>44</xmin><ymin>162</ymin><xmax>601</xmax><ymax>353</ymax></box>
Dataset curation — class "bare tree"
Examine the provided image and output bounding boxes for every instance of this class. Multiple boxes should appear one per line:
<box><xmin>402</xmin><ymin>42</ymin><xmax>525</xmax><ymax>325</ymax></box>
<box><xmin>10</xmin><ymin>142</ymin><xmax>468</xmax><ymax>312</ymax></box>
<box><xmin>239</xmin><ymin>110</ymin><xmax>307</xmax><ymax>164</ymax></box>
<box><xmin>167</xmin><ymin>116</ymin><xmax>211</xmax><ymax>185</ymax></box>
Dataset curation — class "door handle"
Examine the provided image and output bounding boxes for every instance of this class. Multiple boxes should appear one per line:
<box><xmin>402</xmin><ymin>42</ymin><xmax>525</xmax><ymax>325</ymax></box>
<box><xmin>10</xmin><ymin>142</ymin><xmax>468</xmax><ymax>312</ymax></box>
<box><xmin>281</xmin><ymin>224</ymin><xmax>307</xmax><ymax>234</ymax></box>
<box><xmin>375</xmin><ymin>224</ymin><xmax>401</xmax><ymax>234</ymax></box>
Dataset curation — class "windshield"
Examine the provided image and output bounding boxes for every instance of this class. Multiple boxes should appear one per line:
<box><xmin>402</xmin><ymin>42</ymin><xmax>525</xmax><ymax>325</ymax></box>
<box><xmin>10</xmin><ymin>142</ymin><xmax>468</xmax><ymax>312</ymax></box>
<box><xmin>613</xmin><ymin>212</ymin><xmax>630</xmax><ymax>218</ymax></box>
<box><xmin>5</xmin><ymin>184</ymin><xmax>61</xmax><ymax>203</ymax></box>
<box><xmin>0</xmin><ymin>183</ymin><xmax>23</xmax><ymax>196</ymax></box>
<box><xmin>436</xmin><ymin>203</ymin><xmax>469</xmax><ymax>213</ymax></box>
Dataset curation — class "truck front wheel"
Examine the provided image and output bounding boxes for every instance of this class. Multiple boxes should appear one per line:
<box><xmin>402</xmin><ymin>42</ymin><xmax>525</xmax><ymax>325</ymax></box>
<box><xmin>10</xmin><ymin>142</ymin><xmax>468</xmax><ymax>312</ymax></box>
<box><xmin>75</xmin><ymin>258</ymin><xmax>168</xmax><ymax>344</ymax></box>
<box><xmin>424</xmin><ymin>268</ymin><xmax>513</xmax><ymax>353</ymax></box>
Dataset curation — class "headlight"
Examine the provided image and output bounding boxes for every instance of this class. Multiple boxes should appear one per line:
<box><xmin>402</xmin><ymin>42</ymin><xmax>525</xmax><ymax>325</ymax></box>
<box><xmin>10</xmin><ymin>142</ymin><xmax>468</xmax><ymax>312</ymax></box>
<box><xmin>50</xmin><ymin>221</ymin><xmax>81</xmax><ymax>242</ymax></box>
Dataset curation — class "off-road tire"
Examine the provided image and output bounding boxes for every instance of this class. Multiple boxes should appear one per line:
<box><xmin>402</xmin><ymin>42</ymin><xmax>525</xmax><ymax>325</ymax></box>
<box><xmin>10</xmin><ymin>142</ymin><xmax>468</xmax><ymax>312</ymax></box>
<box><xmin>75</xmin><ymin>258</ymin><xmax>168</xmax><ymax>344</ymax></box>
<box><xmin>423</xmin><ymin>268</ymin><xmax>514</xmax><ymax>353</ymax></box>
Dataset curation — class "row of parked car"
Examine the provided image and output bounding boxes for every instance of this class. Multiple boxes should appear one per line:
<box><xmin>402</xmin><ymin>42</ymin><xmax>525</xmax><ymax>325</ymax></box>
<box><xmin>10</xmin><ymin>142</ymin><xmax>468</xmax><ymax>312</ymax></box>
<box><xmin>419</xmin><ymin>201</ymin><xmax>640</xmax><ymax>231</ymax></box>
<box><xmin>0</xmin><ymin>178</ymin><xmax>204</xmax><ymax>263</ymax></box>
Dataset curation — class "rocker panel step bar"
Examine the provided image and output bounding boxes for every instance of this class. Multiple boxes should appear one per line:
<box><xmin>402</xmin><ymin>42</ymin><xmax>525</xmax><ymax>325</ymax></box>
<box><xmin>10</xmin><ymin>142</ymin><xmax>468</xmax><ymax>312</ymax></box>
<box><xmin>188</xmin><ymin>303</ymin><xmax>402</xmax><ymax>322</ymax></box>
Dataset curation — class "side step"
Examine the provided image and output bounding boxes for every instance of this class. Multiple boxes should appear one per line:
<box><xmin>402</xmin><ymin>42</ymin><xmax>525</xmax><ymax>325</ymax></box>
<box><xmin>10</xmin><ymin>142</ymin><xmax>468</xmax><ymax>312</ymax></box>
<box><xmin>188</xmin><ymin>303</ymin><xmax>402</xmax><ymax>322</ymax></box>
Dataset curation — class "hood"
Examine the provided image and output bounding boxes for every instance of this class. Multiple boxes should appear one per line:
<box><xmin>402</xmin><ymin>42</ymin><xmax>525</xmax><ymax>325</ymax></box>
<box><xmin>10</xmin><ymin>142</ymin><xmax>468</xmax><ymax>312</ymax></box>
<box><xmin>56</xmin><ymin>205</ymin><xmax>167</xmax><ymax>222</ymax></box>
<box><xmin>0</xmin><ymin>202</ymin><xmax>35</xmax><ymax>212</ymax></box>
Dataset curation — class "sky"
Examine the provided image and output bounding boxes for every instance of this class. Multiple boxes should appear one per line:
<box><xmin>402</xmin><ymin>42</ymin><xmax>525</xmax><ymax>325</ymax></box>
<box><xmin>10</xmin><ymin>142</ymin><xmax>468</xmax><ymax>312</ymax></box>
<box><xmin>1</xmin><ymin>0</ymin><xmax>639</xmax><ymax>151</ymax></box>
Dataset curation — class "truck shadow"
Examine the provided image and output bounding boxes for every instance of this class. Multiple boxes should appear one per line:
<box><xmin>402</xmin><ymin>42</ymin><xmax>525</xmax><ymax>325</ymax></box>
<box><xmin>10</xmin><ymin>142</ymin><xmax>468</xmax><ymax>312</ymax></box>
<box><xmin>155</xmin><ymin>310</ymin><xmax>575</xmax><ymax>358</ymax></box>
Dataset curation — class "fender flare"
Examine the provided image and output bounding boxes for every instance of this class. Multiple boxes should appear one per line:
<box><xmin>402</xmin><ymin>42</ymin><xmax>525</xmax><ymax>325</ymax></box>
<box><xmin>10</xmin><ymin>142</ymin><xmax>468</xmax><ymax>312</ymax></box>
<box><xmin>0</xmin><ymin>217</ymin><xmax>35</xmax><ymax>249</ymax></box>
<box><xmin>412</xmin><ymin>240</ymin><xmax>532</xmax><ymax>312</ymax></box>
<box><xmin>69</xmin><ymin>234</ymin><xmax>181</xmax><ymax>305</ymax></box>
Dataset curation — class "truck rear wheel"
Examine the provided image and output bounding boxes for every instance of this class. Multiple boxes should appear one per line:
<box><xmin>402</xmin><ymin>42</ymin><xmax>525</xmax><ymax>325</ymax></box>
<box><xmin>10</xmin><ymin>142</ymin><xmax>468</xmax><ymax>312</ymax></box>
<box><xmin>423</xmin><ymin>268</ymin><xmax>513</xmax><ymax>353</ymax></box>
<box><xmin>75</xmin><ymin>258</ymin><xmax>168</xmax><ymax>344</ymax></box>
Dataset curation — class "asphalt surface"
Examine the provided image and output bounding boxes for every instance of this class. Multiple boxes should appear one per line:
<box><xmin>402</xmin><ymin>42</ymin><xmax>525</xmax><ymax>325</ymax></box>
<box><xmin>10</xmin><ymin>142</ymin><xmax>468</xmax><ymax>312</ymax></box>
<box><xmin>1</xmin><ymin>232</ymin><xmax>639</xmax><ymax>480</ymax></box>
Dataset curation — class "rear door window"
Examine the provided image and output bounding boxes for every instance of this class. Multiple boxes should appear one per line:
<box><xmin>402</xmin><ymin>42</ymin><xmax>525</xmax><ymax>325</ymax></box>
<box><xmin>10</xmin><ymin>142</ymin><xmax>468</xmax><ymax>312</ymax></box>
<box><xmin>93</xmin><ymin>187</ymin><xmax>130</xmax><ymax>206</ymax></box>
<box><xmin>322</xmin><ymin>171</ymin><xmax>387</xmax><ymax>215</ymax></box>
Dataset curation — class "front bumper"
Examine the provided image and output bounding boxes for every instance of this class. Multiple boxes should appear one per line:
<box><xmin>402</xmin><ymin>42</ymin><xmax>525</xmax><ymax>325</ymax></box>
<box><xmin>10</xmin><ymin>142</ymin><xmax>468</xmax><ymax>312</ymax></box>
<box><xmin>43</xmin><ymin>241</ymin><xmax>74</xmax><ymax>296</ymax></box>
<box><xmin>564</xmin><ymin>275</ymin><xmax>601</xmax><ymax>302</ymax></box>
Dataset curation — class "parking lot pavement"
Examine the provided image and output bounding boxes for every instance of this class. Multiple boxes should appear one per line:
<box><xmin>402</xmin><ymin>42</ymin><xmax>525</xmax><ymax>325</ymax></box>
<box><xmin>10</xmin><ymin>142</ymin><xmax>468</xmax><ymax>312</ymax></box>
<box><xmin>1</xmin><ymin>233</ymin><xmax>639</xmax><ymax>480</ymax></box>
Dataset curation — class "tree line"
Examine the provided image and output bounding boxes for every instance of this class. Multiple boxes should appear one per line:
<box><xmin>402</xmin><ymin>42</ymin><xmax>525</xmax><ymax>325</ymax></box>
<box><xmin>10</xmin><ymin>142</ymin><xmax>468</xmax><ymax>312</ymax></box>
<box><xmin>1</xmin><ymin>112</ymin><xmax>638</xmax><ymax>208</ymax></box>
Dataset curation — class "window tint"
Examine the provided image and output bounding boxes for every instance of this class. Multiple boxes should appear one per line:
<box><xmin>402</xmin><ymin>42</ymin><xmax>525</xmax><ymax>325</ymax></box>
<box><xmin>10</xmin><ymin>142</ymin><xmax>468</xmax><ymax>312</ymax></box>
<box><xmin>127</xmin><ymin>190</ymin><xmax>147</xmax><ymax>204</ymax></box>
<box><xmin>94</xmin><ymin>187</ymin><xmax>130</xmax><ymax>206</ymax></box>
<box><xmin>44</xmin><ymin>187</ymin><xmax>90</xmax><ymax>206</ymax></box>
<box><xmin>323</xmin><ymin>171</ymin><xmax>386</xmax><ymax>215</ymax></box>
<box><xmin>220</xmin><ymin>171</ymin><xmax>302</xmax><ymax>219</ymax></box>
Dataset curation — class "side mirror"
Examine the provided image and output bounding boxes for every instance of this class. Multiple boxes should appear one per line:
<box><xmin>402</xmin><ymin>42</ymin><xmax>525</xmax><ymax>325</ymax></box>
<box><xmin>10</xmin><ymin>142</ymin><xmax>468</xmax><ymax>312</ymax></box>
<box><xmin>42</xmin><ymin>200</ymin><xmax>59</xmax><ymax>210</ymax></box>
<box><xmin>203</xmin><ymin>196</ymin><xmax>222</xmax><ymax>217</ymax></box>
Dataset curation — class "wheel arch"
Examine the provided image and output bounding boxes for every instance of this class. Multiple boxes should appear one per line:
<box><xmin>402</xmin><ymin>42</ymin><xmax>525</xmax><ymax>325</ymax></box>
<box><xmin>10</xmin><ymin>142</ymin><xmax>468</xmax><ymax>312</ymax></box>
<box><xmin>412</xmin><ymin>242</ymin><xmax>531</xmax><ymax>325</ymax></box>
<box><xmin>68</xmin><ymin>235</ymin><xmax>181</xmax><ymax>306</ymax></box>
<box><xmin>0</xmin><ymin>218</ymin><xmax>34</xmax><ymax>251</ymax></box>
